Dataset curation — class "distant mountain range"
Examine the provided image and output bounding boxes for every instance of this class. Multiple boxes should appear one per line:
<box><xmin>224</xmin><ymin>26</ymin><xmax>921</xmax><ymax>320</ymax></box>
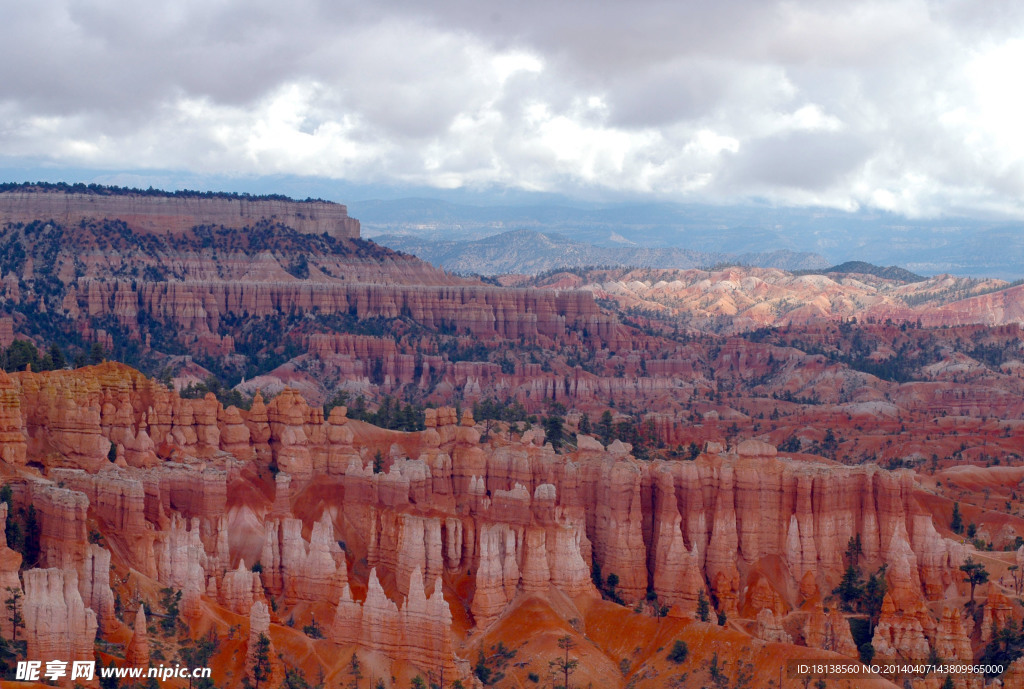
<box><xmin>375</xmin><ymin>229</ymin><xmax>829</xmax><ymax>275</ymax></box>
<box><xmin>354</xmin><ymin>197</ymin><xmax>1024</xmax><ymax>278</ymax></box>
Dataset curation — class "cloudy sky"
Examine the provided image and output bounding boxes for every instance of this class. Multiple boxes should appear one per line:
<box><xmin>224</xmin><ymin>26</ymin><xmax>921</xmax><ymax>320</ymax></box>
<box><xmin>3</xmin><ymin>0</ymin><xmax>1024</xmax><ymax>217</ymax></box>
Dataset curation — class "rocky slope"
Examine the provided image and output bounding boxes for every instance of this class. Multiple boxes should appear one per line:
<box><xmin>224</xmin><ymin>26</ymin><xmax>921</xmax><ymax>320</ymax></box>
<box><xmin>1</xmin><ymin>363</ymin><xmax>1009</xmax><ymax>687</ymax></box>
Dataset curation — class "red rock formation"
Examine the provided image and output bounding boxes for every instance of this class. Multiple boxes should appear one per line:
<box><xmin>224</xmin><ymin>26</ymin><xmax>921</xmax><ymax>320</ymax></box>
<box><xmin>802</xmin><ymin>603</ymin><xmax>858</xmax><ymax>659</ymax></box>
<box><xmin>80</xmin><ymin>545</ymin><xmax>116</xmax><ymax>636</ymax></box>
<box><xmin>755</xmin><ymin>608</ymin><xmax>792</xmax><ymax>643</ymax></box>
<box><xmin>0</xmin><ymin>362</ymin><xmax>993</xmax><ymax>681</ymax></box>
<box><xmin>67</xmin><ymin>278</ymin><xmax>616</xmax><ymax>347</ymax></box>
<box><xmin>398</xmin><ymin>569</ymin><xmax>456</xmax><ymax>679</ymax></box>
<box><xmin>331</xmin><ymin>583</ymin><xmax>361</xmax><ymax>645</ymax></box>
<box><xmin>650</xmin><ymin>468</ymin><xmax>706</xmax><ymax>613</ymax></box>
<box><xmin>290</xmin><ymin>513</ymin><xmax>347</xmax><ymax>603</ymax></box>
<box><xmin>583</xmin><ymin>459</ymin><xmax>647</xmax><ymax>602</ymax></box>
<box><xmin>245</xmin><ymin>392</ymin><xmax>273</xmax><ymax>465</ymax></box>
<box><xmin>49</xmin><ymin>468</ymin><xmax>153</xmax><ymax>573</ymax></box>
<box><xmin>17</xmin><ymin>375</ymin><xmax>109</xmax><ymax>471</ymax></box>
<box><xmin>1004</xmin><ymin>657</ymin><xmax>1024</xmax><ymax>689</ymax></box>
<box><xmin>798</xmin><ymin>570</ymin><xmax>819</xmax><ymax>601</ymax></box>
<box><xmin>220</xmin><ymin>561</ymin><xmax>260</xmax><ymax>615</ymax></box>
<box><xmin>22</xmin><ymin>568</ymin><xmax>97</xmax><ymax>664</ymax></box>
<box><xmin>519</xmin><ymin>527</ymin><xmax>551</xmax><ymax>593</ymax></box>
<box><xmin>742</xmin><ymin>573</ymin><xmax>788</xmax><ymax>618</ymax></box>
<box><xmin>0</xmin><ymin>369</ymin><xmax>26</xmax><ymax>465</ymax></box>
<box><xmin>331</xmin><ymin>568</ymin><xmax>456</xmax><ymax>679</ymax></box>
<box><xmin>934</xmin><ymin>606</ymin><xmax>972</xmax><ymax>662</ymax></box>
<box><xmin>471</xmin><ymin>523</ymin><xmax>521</xmax><ymax>626</ymax></box>
<box><xmin>370</xmin><ymin>510</ymin><xmax>442</xmax><ymax>598</ymax></box>
<box><xmin>267</xmin><ymin>390</ymin><xmax>314</xmax><ymax>480</ymax></box>
<box><xmin>260</xmin><ymin>514</ymin><xmax>347</xmax><ymax>604</ymax></box>
<box><xmin>246</xmin><ymin>601</ymin><xmax>281</xmax><ymax>687</ymax></box>
<box><xmin>325</xmin><ymin>407</ymin><xmax>359</xmax><ymax>475</ymax></box>
<box><xmin>27</xmin><ymin>483</ymin><xmax>89</xmax><ymax>572</ymax></box>
<box><xmin>155</xmin><ymin>515</ymin><xmax>207</xmax><ymax>620</ymax></box>
<box><xmin>527</xmin><ymin>265</ymin><xmax>1024</xmax><ymax>333</ymax></box>
<box><xmin>270</xmin><ymin>472</ymin><xmax>292</xmax><ymax>517</ymax></box>
<box><xmin>219</xmin><ymin>405</ymin><xmax>253</xmax><ymax>461</ymax></box>
<box><xmin>148</xmin><ymin>463</ymin><xmax>227</xmax><ymax>522</ymax></box>
<box><xmin>871</xmin><ymin>592</ymin><xmax>930</xmax><ymax>661</ymax></box>
<box><xmin>124</xmin><ymin>606</ymin><xmax>150</xmax><ymax>668</ymax></box>
<box><xmin>982</xmin><ymin>588</ymin><xmax>1015</xmax><ymax>643</ymax></box>
<box><xmin>0</xmin><ymin>503</ymin><xmax>23</xmax><ymax>639</ymax></box>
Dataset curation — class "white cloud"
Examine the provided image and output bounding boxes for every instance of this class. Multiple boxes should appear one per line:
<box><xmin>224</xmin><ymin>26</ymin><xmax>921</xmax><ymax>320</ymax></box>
<box><xmin>1</xmin><ymin>0</ymin><xmax>1024</xmax><ymax>217</ymax></box>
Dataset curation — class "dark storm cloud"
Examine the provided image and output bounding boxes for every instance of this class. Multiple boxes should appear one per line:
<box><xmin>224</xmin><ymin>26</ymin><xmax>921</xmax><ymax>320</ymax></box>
<box><xmin>1</xmin><ymin>0</ymin><xmax>1023</xmax><ymax>216</ymax></box>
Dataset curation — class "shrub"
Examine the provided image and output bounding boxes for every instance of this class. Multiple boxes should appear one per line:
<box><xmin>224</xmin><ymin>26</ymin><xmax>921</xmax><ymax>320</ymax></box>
<box><xmin>667</xmin><ymin>640</ymin><xmax>689</xmax><ymax>664</ymax></box>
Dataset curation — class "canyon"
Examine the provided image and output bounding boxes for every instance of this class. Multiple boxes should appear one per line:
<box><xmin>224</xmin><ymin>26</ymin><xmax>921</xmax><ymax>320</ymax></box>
<box><xmin>0</xmin><ymin>362</ymin><xmax>1007</xmax><ymax>688</ymax></box>
<box><xmin>2</xmin><ymin>186</ymin><xmax>1024</xmax><ymax>687</ymax></box>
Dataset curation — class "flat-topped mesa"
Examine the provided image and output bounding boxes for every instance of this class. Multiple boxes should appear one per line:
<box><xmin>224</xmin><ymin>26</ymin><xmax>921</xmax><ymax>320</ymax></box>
<box><xmin>0</xmin><ymin>189</ymin><xmax>360</xmax><ymax>240</ymax></box>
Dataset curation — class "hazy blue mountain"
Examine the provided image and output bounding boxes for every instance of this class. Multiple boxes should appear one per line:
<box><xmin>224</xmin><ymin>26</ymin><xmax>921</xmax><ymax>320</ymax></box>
<box><xmin>355</xmin><ymin>198</ymin><xmax>1024</xmax><ymax>278</ymax></box>
<box><xmin>375</xmin><ymin>229</ymin><xmax>828</xmax><ymax>275</ymax></box>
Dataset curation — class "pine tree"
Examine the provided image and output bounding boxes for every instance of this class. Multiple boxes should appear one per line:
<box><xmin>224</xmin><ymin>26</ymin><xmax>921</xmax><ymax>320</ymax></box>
<box><xmin>23</xmin><ymin>506</ymin><xmax>40</xmax><ymax>566</ymax></box>
<box><xmin>697</xmin><ymin>590</ymin><xmax>710</xmax><ymax>622</ymax></box>
<box><xmin>543</xmin><ymin>415</ymin><xmax>565</xmax><ymax>451</ymax></box>
<box><xmin>598</xmin><ymin>410</ymin><xmax>614</xmax><ymax>446</ymax></box>
<box><xmin>960</xmin><ymin>557</ymin><xmax>989</xmax><ymax>604</ymax></box>
<box><xmin>4</xmin><ymin>588</ymin><xmax>22</xmax><ymax>641</ymax></box>
<box><xmin>951</xmin><ymin>502</ymin><xmax>964</xmax><ymax>534</ymax></box>
<box><xmin>346</xmin><ymin>653</ymin><xmax>362</xmax><ymax>689</ymax></box>
<box><xmin>834</xmin><ymin>564</ymin><xmax>864</xmax><ymax>612</ymax></box>
<box><xmin>548</xmin><ymin>635</ymin><xmax>578</xmax><ymax>689</ymax></box>
<box><xmin>250</xmin><ymin>633</ymin><xmax>272</xmax><ymax>689</ymax></box>
<box><xmin>845</xmin><ymin>534</ymin><xmax>863</xmax><ymax>568</ymax></box>
<box><xmin>862</xmin><ymin>566</ymin><xmax>888</xmax><ymax>626</ymax></box>
<box><xmin>48</xmin><ymin>344</ymin><xmax>65</xmax><ymax>370</ymax></box>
